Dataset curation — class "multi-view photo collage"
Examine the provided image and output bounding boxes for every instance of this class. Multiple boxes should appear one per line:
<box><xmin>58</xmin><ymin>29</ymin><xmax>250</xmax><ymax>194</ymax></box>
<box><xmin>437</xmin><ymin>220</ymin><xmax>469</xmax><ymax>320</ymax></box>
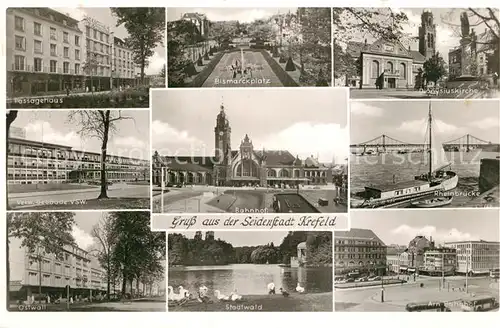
<box><xmin>3</xmin><ymin>6</ymin><xmax>499</xmax><ymax>314</ymax></box>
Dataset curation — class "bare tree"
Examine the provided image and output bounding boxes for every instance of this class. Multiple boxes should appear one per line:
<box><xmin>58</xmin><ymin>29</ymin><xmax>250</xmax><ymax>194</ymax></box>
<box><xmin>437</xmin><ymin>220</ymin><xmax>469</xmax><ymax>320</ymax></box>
<box><xmin>68</xmin><ymin>111</ymin><xmax>133</xmax><ymax>199</ymax></box>
<box><xmin>91</xmin><ymin>213</ymin><xmax>117</xmax><ymax>301</ymax></box>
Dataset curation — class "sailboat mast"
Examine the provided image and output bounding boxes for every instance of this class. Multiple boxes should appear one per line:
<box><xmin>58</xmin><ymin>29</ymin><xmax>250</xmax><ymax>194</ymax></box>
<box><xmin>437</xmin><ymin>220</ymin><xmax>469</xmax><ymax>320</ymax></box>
<box><xmin>428</xmin><ymin>102</ymin><xmax>432</xmax><ymax>181</ymax></box>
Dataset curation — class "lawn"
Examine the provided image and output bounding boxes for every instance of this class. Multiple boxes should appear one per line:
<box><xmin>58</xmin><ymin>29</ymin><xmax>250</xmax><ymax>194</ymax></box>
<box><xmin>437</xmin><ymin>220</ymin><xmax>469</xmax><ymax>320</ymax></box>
<box><xmin>8</xmin><ymin>183</ymin><xmax>97</xmax><ymax>194</ymax></box>
<box><xmin>22</xmin><ymin>197</ymin><xmax>150</xmax><ymax>210</ymax></box>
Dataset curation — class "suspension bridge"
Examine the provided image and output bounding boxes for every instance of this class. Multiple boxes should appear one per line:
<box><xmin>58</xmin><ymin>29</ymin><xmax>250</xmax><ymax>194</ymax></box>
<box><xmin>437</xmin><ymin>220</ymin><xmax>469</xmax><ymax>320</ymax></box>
<box><xmin>350</xmin><ymin>134</ymin><xmax>499</xmax><ymax>153</ymax></box>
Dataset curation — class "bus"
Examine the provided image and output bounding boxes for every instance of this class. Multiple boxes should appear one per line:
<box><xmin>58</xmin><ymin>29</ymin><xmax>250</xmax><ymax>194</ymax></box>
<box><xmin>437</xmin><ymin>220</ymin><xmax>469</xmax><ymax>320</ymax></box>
<box><xmin>405</xmin><ymin>301</ymin><xmax>451</xmax><ymax>312</ymax></box>
<box><xmin>490</xmin><ymin>269</ymin><xmax>499</xmax><ymax>279</ymax></box>
<box><xmin>461</xmin><ymin>296</ymin><xmax>499</xmax><ymax>312</ymax></box>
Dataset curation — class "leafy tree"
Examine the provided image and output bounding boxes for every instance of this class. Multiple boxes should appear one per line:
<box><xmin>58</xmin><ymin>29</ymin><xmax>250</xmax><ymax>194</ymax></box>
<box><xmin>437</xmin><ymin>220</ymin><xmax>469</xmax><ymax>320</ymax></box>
<box><xmin>68</xmin><ymin>111</ymin><xmax>134</xmax><ymax>199</ymax></box>
<box><xmin>91</xmin><ymin>213</ymin><xmax>117</xmax><ymax>301</ymax></box>
<box><xmin>248</xmin><ymin>19</ymin><xmax>273</xmax><ymax>41</ymax></box>
<box><xmin>111</xmin><ymin>8</ymin><xmax>165</xmax><ymax>84</ymax></box>
<box><xmin>107</xmin><ymin>211</ymin><xmax>165</xmax><ymax>297</ymax></box>
<box><xmin>7</xmin><ymin>212</ymin><xmax>75</xmax><ymax>303</ymax></box>
<box><xmin>209</xmin><ymin>21</ymin><xmax>238</xmax><ymax>46</ymax></box>
<box><xmin>167</xmin><ymin>20</ymin><xmax>202</xmax><ymax>87</ymax></box>
<box><xmin>423</xmin><ymin>52</ymin><xmax>448</xmax><ymax>84</ymax></box>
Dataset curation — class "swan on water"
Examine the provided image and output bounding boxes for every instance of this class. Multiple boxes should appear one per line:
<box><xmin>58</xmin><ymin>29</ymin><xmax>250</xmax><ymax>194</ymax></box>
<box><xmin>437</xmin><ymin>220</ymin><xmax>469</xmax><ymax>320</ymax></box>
<box><xmin>168</xmin><ymin>286</ymin><xmax>187</xmax><ymax>301</ymax></box>
<box><xmin>199</xmin><ymin>285</ymin><xmax>208</xmax><ymax>298</ymax></box>
<box><xmin>279</xmin><ymin>287</ymin><xmax>289</xmax><ymax>297</ymax></box>
<box><xmin>178</xmin><ymin>286</ymin><xmax>190</xmax><ymax>298</ymax></box>
<box><xmin>214</xmin><ymin>290</ymin><xmax>230</xmax><ymax>301</ymax></box>
<box><xmin>296</xmin><ymin>283</ymin><xmax>305</xmax><ymax>293</ymax></box>
<box><xmin>267</xmin><ymin>282</ymin><xmax>276</xmax><ymax>294</ymax></box>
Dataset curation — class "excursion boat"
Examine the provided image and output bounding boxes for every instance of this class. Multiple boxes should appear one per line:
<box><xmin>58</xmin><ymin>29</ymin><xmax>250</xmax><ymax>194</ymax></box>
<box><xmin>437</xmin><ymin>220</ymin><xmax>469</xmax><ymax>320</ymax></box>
<box><xmin>351</xmin><ymin>102</ymin><xmax>459</xmax><ymax>209</ymax></box>
<box><xmin>411</xmin><ymin>196</ymin><xmax>453</xmax><ymax>208</ymax></box>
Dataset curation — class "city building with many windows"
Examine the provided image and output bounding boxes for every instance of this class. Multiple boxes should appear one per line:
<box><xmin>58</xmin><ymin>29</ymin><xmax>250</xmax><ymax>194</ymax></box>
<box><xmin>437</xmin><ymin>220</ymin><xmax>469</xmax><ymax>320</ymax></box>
<box><xmin>334</xmin><ymin>228</ymin><xmax>387</xmax><ymax>276</ymax></box>
<box><xmin>152</xmin><ymin>104</ymin><xmax>338</xmax><ymax>187</ymax></box>
<box><xmin>111</xmin><ymin>36</ymin><xmax>139</xmax><ymax>88</ymax></box>
<box><xmin>7</xmin><ymin>134</ymin><xmax>150</xmax><ymax>185</ymax></box>
<box><xmin>444</xmin><ymin>240</ymin><xmax>500</xmax><ymax>276</ymax></box>
<box><xmin>8</xmin><ymin>236</ymin><xmax>108</xmax><ymax>302</ymax></box>
<box><xmin>398</xmin><ymin>235</ymin><xmax>433</xmax><ymax>274</ymax></box>
<box><xmin>6</xmin><ymin>8</ymin><xmax>85</xmax><ymax>97</ymax></box>
<box><xmin>420</xmin><ymin>247</ymin><xmax>457</xmax><ymax>276</ymax></box>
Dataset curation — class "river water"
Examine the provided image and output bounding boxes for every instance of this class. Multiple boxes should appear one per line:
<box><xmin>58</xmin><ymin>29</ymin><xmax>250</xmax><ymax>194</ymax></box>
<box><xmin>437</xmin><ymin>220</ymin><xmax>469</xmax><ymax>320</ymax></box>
<box><xmin>350</xmin><ymin>151</ymin><xmax>500</xmax><ymax>206</ymax></box>
<box><xmin>168</xmin><ymin>264</ymin><xmax>333</xmax><ymax>296</ymax></box>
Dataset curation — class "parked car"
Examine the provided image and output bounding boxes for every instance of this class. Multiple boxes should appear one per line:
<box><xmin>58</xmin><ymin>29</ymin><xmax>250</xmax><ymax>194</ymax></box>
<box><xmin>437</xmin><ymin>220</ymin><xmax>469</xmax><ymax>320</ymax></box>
<box><xmin>368</xmin><ymin>276</ymin><xmax>382</xmax><ymax>281</ymax></box>
<box><xmin>355</xmin><ymin>277</ymin><xmax>368</xmax><ymax>282</ymax></box>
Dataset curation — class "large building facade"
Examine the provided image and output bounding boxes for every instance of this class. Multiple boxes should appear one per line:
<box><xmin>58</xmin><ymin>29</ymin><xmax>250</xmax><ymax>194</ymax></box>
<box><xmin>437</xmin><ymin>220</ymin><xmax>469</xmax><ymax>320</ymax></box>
<box><xmin>445</xmin><ymin>240</ymin><xmax>500</xmax><ymax>276</ymax></box>
<box><xmin>343</xmin><ymin>10</ymin><xmax>435</xmax><ymax>89</ymax></box>
<box><xmin>9</xmin><ymin>237</ymin><xmax>107</xmax><ymax>302</ymax></box>
<box><xmin>334</xmin><ymin>228</ymin><xmax>387</xmax><ymax>276</ymax></box>
<box><xmin>421</xmin><ymin>247</ymin><xmax>457</xmax><ymax>276</ymax></box>
<box><xmin>6</xmin><ymin>8</ymin><xmax>140</xmax><ymax>97</ymax></box>
<box><xmin>7</xmin><ymin>135</ymin><xmax>150</xmax><ymax>185</ymax></box>
<box><xmin>153</xmin><ymin>104</ymin><xmax>338</xmax><ymax>187</ymax></box>
<box><xmin>6</xmin><ymin>8</ymin><xmax>85</xmax><ymax>97</ymax></box>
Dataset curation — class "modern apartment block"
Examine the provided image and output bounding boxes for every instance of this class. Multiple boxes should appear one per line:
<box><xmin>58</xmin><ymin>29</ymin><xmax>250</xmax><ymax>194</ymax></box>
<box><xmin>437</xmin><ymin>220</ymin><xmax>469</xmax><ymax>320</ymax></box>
<box><xmin>445</xmin><ymin>240</ymin><xmax>500</xmax><ymax>275</ymax></box>
<box><xmin>8</xmin><ymin>236</ymin><xmax>108</xmax><ymax>302</ymax></box>
<box><xmin>6</xmin><ymin>8</ymin><xmax>85</xmax><ymax>97</ymax></box>
<box><xmin>6</xmin><ymin>7</ymin><xmax>141</xmax><ymax>97</ymax></box>
<box><xmin>7</xmin><ymin>136</ymin><xmax>150</xmax><ymax>185</ymax></box>
<box><xmin>111</xmin><ymin>36</ymin><xmax>139</xmax><ymax>87</ymax></box>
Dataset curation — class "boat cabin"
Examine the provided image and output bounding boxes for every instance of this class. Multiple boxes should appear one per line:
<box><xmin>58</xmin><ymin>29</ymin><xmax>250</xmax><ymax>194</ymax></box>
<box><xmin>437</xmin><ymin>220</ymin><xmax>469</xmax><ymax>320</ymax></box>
<box><xmin>365</xmin><ymin>180</ymin><xmax>431</xmax><ymax>200</ymax></box>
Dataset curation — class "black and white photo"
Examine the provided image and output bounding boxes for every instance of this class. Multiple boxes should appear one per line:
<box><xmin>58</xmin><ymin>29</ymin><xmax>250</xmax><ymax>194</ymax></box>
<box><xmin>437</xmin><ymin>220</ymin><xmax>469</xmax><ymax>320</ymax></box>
<box><xmin>350</xmin><ymin>100</ymin><xmax>500</xmax><ymax>208</ymax></box>
<box><xmin>168</xmin><ymin>230</ymin><xmax>332</xmax><ymax>311</ymax></box>
<box><xmin>151</xmin><ymin>88</ymin><xmax>348</xmax><ymax>214</ymax></box>
<box><xmin>7</xmin><ymin>211</ymin><xmax>166</xmax><ymax>312</ymax></box>
<box><xmin>335</xmin><ymin>210</ymin><xmax>499</xmax><ymax>312</ymax></box>
<box><xmin>6</xmin><ymin>7</ymin><xmax>165</xmax><ymax>109</ymax></box>
<box><xmin>167</xmin><ymin>7</ymin><xmax>331</xmax><ymax>88</ymax></box>
<box><xmin>6</xmin><ymin>110</ymin><xmax>151</xmax><ymax>210</ymax></box>
<box><xmin>333</xmin><ymin>8</ymin><xmax>500</xmax><ymax>99</ymax></box>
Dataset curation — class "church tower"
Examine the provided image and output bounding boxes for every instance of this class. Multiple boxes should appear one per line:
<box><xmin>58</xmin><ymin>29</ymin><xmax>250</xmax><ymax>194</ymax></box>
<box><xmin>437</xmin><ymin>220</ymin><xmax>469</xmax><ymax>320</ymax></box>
<box><xmin>214</xmin><ymin>103</ymin><xmax>231</xmax><ymax>164</ymax></box>
<box><xmin>418</xmin><ymin>10</ymin><xmax>436</xmax><ymax>60</ymax></box>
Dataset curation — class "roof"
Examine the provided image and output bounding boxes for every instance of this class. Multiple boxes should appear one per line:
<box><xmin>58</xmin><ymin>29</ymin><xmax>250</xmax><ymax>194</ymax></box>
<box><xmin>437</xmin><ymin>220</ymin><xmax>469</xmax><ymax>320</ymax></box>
<box><xmin>445</xmin><ymin>240</ymin><xmax>500</xmax><ymax>245</ymax></box>
<box><xmin>335</xmin><ymin>228</ymin><xmax>386</xmax><ymax>246</ymax></box>
<box><xmin>410</xmin><ymin>50</ymin><xmax>426</xmax><ymax>63</ymax></box>
<box><xmin>366</xmin><ymin>180</ymin><xmax>429</xmax><ymax>192</ymax></box>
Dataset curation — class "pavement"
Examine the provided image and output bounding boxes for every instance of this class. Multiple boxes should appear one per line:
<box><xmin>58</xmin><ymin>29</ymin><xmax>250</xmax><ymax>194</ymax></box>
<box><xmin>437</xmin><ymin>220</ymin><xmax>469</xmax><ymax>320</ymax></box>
<box><xmin>350</xmin><ymin>88</ymin><xmax>499</xmax><ymax>99</ymax></box>
<box><xmin>202</xmin><ymin>50</ymin><xmax>283</xmax><ymax>87</ymax></box>
<box><xmin>9</xmin><ymin>184</ymin><xmax>150</xmax><ymax>209</ymax></box>
<box><xmin>335</xmin><ymin>276</ymin><xmax>499</xmax><ymax>312</ymax></box>
<box><xmin>8</xmin><ymin>90</ymin><xmax>113</xmax><ymax>101</ymax></box>
<box><xmin>11</xmin><ymin>298</ymin><xmax>166</xmax><ymax>312</ymax></box>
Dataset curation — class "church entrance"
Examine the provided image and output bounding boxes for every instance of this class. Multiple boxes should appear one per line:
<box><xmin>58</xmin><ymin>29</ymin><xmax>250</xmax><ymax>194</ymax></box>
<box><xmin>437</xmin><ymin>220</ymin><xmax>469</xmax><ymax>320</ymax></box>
<box><xmin>387</xmin><ymin>78</ymin><xmax>396</xmax><ymax>88</ymax></box>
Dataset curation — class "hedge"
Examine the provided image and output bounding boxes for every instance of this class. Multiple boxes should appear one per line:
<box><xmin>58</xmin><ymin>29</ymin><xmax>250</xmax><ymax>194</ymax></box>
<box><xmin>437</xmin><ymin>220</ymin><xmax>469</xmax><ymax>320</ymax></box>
<box><xmin>186</xmin><ymin>51</ymin><xmax>225</xmax><ymax>87</ymax></box>
<box><xmin>260</xmin><ymin>49</ymin><xmax>300</xmax><ymax>87</ymax></box>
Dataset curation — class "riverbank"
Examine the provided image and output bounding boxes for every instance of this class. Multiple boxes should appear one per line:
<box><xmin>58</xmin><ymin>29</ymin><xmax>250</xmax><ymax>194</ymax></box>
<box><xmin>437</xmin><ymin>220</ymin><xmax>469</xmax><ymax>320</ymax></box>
<box><xmin>168</xmin><ymin>292</ymin><xmax>333</xmax><ymax>312</ymax></box>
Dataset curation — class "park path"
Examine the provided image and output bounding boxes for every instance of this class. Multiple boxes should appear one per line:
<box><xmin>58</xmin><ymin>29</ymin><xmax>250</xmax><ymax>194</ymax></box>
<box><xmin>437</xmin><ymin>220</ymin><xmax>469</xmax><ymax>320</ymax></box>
<box><xmin>202</xmin><ymin>51</ymin><xmax>283</xmax><ymax>87</ymax></box>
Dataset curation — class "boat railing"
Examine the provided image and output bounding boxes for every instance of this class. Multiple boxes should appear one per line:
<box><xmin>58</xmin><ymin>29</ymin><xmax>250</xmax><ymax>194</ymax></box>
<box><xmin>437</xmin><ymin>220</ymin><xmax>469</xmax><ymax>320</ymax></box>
<box><xmin>354</xmin><ymin>188</ymin><xmax>443</xmax><ymax>208</ymax></box>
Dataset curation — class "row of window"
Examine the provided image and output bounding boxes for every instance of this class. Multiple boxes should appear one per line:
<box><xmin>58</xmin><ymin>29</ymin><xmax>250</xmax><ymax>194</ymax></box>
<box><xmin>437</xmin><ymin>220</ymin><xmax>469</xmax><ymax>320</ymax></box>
<box><xmin>9</xmin><ymin>158</ymin><xmax>146</xmax><ymax>170</ymax></box>
<box><xmin>371</xmin><ymin>60</ymin><xmax>408</xmax><ymax>79</ymax></box>
<box><xmin>14</xmin><ymin>35</ymin><xmax>81</xmax><ymax>60</ymax></box>
<box><xmin>14</xmin><ymin>54</ymin><xmax>80</xmax><ymax>74</ymax></box>
<box><xmin>336</xmin><ymin>239</ymin><xmax>383</xmax><ymax>246</ymax></box>
<box><xmin>15</xmin><ymin>15</ymin><xmax>81</xmax><ymax>46</ymax></box>
<box><xmin>335</xmin><ymin>254</ymin><xmax>384</xmax><ymax>260</ymax></box>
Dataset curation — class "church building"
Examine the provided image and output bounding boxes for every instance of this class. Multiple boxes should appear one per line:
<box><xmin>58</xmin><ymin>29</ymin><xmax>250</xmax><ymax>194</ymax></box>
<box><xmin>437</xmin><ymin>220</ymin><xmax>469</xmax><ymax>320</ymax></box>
<box><xmin>344</xmin><ymin>10</ymin><xmax>436</xmax><ymax>89</ymax></box>
<box><xmin>152</xmin><ymin>104</ymin><xmax>336</xmax><ymax>187</ymax></box>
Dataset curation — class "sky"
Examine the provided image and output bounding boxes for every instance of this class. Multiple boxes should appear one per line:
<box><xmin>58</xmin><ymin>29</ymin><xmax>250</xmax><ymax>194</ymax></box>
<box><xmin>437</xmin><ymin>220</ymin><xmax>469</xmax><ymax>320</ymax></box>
<box><xmin>173</xmin><ymin>231</ymin><xmax>290</xmax><ymax>247</ymax></box>
<box><xmin>350</xmin><ymin>100</ymin><xmax>500</xmax><ymax>145</ymax></box>
<box><xmin>350</xmin><ymin>209</ymin><xmax>500</xmax><ymax>246</ymax></box>
<box><xmin>152</xmin><ymin>89</ymin><xmax>349</xmax><ymax>164</ymax></box>
<box><xmin>56</xmin><ymin>7</ymin><xmax>165</xmax><ymax>75</ymax></box>
<box><xmin>11</xmin><ymin>110</ymin><xmax>150</xmax><ymax>160</ymax></box>
<box><xmin>337</xmin><ymin>8</ymin><xmax>498</xmax><ymax>64</ymax></box>
<box><xmin>167</xmin><ymin>7</ymin><xmax>297</xmax><ymax>23</ymax></box>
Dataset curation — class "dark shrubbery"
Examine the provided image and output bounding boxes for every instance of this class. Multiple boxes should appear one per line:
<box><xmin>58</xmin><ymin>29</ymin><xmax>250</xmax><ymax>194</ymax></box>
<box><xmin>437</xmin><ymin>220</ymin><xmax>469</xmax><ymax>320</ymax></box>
<box><xmin>285</xmin><ymin>56</ymin><xmax>296</xmax><ymax>71</ymax></box>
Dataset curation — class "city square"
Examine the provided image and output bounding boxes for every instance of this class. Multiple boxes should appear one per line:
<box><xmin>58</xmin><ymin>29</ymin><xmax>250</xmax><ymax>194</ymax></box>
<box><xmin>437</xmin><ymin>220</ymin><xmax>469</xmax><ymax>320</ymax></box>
<box><xmin>167</xmin><ymin>8</ymin><xmax>331</xmax><ymax>87</ymax></box>
<box><xmin>335</xmin><ymin>210</ymin><xmax>500</xmax><ymax>311</ymax></box>
<box><xmin>333</xmin><ymin>8</ymin><xmax>499</xmax><ymax>99</ymax></box>
<box><xmin>6</xmin><ymin>7</ymin><xmax>165</xmax><ymax>108</ymax></box>
<box><xmin>151</xmin><ymin>88</ymin><xmax>348</xmax><ymax>213</ymax></box>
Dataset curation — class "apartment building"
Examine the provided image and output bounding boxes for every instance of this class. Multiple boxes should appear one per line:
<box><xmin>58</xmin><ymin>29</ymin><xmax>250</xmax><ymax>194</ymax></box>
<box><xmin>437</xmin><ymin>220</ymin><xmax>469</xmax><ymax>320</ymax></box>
<box><xmin>80</xmin><ymin>16</ymin><xmax>113</xmax><ymax>91</ymax></box>
<box><xmin>8</xmin><ymin>236</ymin><xmax>107</xmax><ymax>302</ymax></box>
<box><xmin>445</xmin><ymin>240</ymin><xmax>500</xmax><ymax>275</ymax></box>
<box><xmin>112</xmin><ymin>36</ymin><xmax>139</xmax><ymax>88</ymax></box>
<box><xmin>6</xmin><ymin>8</ymin><xmax>85</xmax><ymax>97</ymax></box>
<box><xmin>7</xmin><ymin>136</ymin><xmax>150</xmax><ymax>185</ymax></box>
<box><xmin>334</xmin><ymin>228</ymin><xmax>388</xmax><ymax>276</ymax></box>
